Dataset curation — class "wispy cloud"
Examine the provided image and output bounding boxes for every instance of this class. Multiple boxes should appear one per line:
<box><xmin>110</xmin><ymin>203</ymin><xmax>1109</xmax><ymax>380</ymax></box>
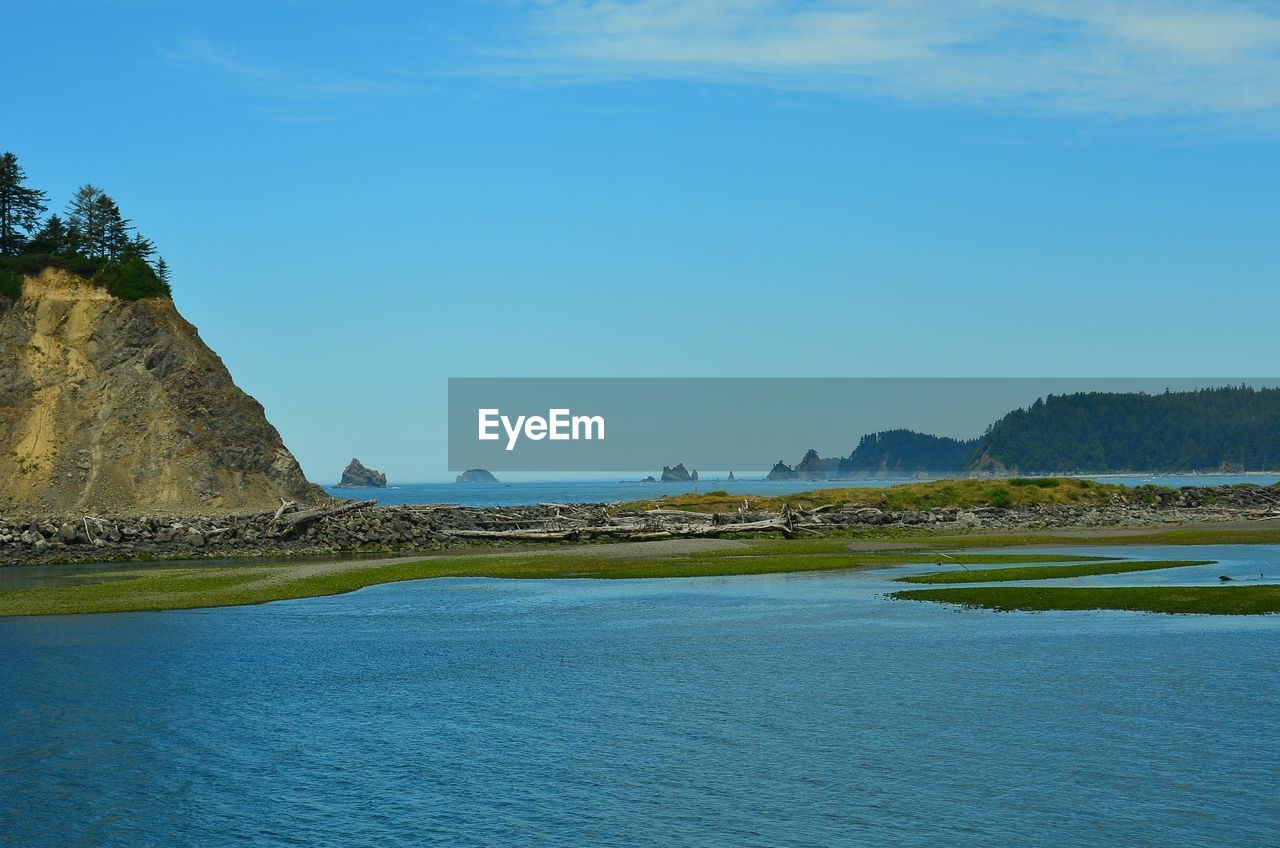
<box><xmin>166</xmin><ymin>39</ymin><xmax>407</xmax><ymax>100</ymax></box>
<box><xmin>502</xmin><ymin>0</ymin><xmax>1280</xmax><ymax>118</ymax></box>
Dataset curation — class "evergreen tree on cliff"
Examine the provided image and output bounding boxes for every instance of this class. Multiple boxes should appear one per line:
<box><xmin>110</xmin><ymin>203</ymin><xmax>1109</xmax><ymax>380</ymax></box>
<box><xmin>0</xmin><ymin>152</ymin><xmax>48</xmax><ymax>255</ymax></box>
<box><xmin>65</xmin><ymin>184</ymin><xmax>131</xmax><ymax>258</ymax></box>
<box><xmin>26</xmin><ymin>213</ymin><xmax>71</xmax><ymax>254</ymax></box>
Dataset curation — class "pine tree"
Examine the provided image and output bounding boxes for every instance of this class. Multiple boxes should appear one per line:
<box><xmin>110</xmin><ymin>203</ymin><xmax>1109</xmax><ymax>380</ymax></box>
<box><xmin>124</xmin><ymin>232</ymin><xmax>156</xmax><ymax>264</ymax></box>
<box><xmin>0</xmin><ymin>151</ymin><xmax>49</xmax><ymax>255</ymax></box>
<box><xmin>66</xmin><ymin>184</ymin><xmax>131</xmax><ymax>258</ymax></box>
<box><xmin>66</xmin><ymin>184</ymin><xmax>105</xmax><ymax>256</ymax></box>
<box><xmin>156</xmin><ymin>256</ymin><xmax>170</xmax><ymax>284</ymax></box>
<box><xmin>26</xmin><ymin>214</ymin><xmax>71</xmax><ymax>254</ymax></box>
<box><xmin>101</xmin><ymin>196</ymin><xmax>131</xmax><ymax>258</ymax></box>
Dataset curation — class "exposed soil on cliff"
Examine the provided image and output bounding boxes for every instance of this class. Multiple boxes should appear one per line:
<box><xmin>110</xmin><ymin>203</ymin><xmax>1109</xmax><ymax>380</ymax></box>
<box><xmin>0</xmin><ymin>269</ymin><xmax>325</xmax><ymax>513</ymax></box>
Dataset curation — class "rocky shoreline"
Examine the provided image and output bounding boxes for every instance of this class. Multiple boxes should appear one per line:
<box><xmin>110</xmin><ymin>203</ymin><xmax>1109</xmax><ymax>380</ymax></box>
<box><xmin>2</xmin><ymin>484</ymin><xmax>1278</xmax><ymax>566</ymax></box>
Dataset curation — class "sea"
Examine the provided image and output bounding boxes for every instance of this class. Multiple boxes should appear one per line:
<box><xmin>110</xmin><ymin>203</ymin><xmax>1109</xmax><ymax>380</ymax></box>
<box><xmin>2</xmin><ymin>545</ymin><xmax>1278</xmax><ymax>846</ymax></box>
<box><xmin>323</xmin><ymin>474</ymin><xmax>1280</xmax><ymax>507</ymax></box>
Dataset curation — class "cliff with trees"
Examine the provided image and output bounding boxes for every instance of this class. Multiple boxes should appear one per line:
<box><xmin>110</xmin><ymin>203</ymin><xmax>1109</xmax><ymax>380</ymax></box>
<box><xmin>0</xmin><ymin>151</ymin><xmax>170</xmax><ymax>302</ymax></box>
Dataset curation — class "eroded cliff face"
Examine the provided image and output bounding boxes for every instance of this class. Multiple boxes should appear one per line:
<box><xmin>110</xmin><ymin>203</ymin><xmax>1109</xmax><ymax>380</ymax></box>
<box><xmin>0</xmin><ymin>269</ymin><xmax>326</xmax><ymax>514</ymax></box>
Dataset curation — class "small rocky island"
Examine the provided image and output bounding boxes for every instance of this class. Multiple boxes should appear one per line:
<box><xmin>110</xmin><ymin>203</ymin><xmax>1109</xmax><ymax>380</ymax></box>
<box><xmin>767</xmin><ymin>450</ymin><xmax>829</xmax><ymax>481</ymax></box>
<box><xmin>336</xmin><ymin>458</ymin><xmax>387</xmax><ymax>488</ymax></box>
<box><xmin>456</xmin><ymin>469</ymin><xmax>499</xmax><ymax>483</ymax></box>
<box><xmin>795</xmin><ymin>449</ymin><xmax>828</xmax><ymax>480</ymax></box>
<box><xmin>661</xmin><ymin>463</ymin><xmax>699</xmax><ymax>482</ymax></box>
<box><xmin>765</xmin><ymin>460</ymin><xmax>798</xmax><ymax>481</ymax></box>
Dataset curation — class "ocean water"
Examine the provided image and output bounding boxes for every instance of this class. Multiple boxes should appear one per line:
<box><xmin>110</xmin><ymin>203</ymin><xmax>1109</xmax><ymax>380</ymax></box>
<box><xmin>324</xmin><ymin>474</ymin><xmax>1280</xmax><ymax>507</ymax></box>
<box><xmin>2</xmin><ymin>545</ymin><xmax>1278</xmax><ymax>846</ymax></box>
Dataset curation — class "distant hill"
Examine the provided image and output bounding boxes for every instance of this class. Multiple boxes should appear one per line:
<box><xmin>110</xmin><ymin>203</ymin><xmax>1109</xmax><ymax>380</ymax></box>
<box><xmin>839</xmin><ymin>430</ymin><xmax>980</xmax><ymax>475</ymax></box>
<box><xmin>823</xmin><ymin>387</ymin><xmax>1280</xmax><ymax>475</ymax></box>
<box><xmin>976</xmin><ymin>387</ymin><xmax>1280</xmax><ymax>472</ymax></box>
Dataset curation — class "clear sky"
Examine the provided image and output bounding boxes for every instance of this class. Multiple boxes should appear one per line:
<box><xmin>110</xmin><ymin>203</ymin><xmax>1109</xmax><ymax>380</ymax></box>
<box><xmin>5</xmin><ymin>1</ymin><xmax>1279</xmax><ymax>481</ymax></box>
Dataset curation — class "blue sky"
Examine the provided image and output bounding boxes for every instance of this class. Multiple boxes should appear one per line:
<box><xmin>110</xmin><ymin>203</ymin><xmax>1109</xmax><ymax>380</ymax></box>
<box><xmin>5</xmin><ymin>1</ymin><xmax>1280</xmax><ymax>481</ymax></box>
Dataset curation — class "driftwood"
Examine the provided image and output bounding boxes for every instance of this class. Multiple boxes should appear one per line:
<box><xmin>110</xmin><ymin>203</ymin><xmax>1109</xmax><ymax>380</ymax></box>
<box><xmin>443</xmin><ymin>528</ymin><xmax>583</xmax><ymax>541</ymax></box>
<box><xmin>643</xmin><ymin>508</ymin><xmax>716</xmax><ymax>521</ymax></box>
<box><xmin>276</xmin><ymin>499</ymin><xmax>377</xmax><ymax>533</ymax></box>
<box><xmin>442</xmin><ymin>514</ymin><xmax>795</xmax><ymax>542</ymax></box>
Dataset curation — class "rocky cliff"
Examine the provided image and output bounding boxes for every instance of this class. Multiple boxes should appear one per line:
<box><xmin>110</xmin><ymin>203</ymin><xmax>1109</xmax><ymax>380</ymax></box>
<box><xmin>0</xmin><ymin>268</ymin><xmax>326</xmax><ymax>514</ymax></box>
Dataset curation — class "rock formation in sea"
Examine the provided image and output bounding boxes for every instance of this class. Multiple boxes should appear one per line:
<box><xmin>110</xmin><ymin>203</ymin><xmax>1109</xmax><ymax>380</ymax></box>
<box><xmin>795</xmin><ymin>449</ymin><xmax>828</xmax><ymax>480</ymax></box>
<box><xmin>0</xmin><ymin>268</ymin><xmax>326</xmax><ymax>513</ymax></box>
<box><xmin>661</xmin><ymin>463</ymin><xmax>698</xmax><ymax>482</ymax></box>
<box><xmin>455</xmin><ymin>469</ymin><xmax>499</xmax><ymax>483</ymax></box>
<box><xmin>765</xmin><ymin>460</ymin><xmax>799</xmax><ymax>481</ymax></box>
<box><xmin>337</xmin><ymin>458</ymin><xmax>388</xmax><ymax>487</ymax></box>
<box><xmin>727</xmin><ymin>471</ymin><xmax>735</xmax><ymax>481</ymax></box>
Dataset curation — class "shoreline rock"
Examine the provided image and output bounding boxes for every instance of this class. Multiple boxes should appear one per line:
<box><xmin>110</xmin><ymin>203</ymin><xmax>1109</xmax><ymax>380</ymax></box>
<box><xmin>1</xmin><ymin>483</ymin><xmax>1276</xmax><ymax>567</ymax></box>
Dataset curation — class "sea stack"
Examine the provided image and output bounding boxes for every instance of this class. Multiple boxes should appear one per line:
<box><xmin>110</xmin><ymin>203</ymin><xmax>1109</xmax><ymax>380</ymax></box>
<box><xmin>455</xmin><ymin>469</ymin><xmax>499</xmax><ymax>483</ymax></box>
<box><xmin>795</xmin><ymin>449</ymin><xmax>827</xmax><ymax>480</ymax></box>
<box><xmin>337</xmin><ymin>458</ymin><xmax>388</xmax><ymax>488</ymax></box>
<box><xmin>661</xmin><ymin>463</ymin><xmax>697</xmax><ymax>482</ymax></box>
<box><xmin>765</xmin><ymin>460</ymin><xmax>799</xmax><ymax>481</ymax></box>
<box><xmin>0</xmin><ymin>268</ymin><xmax>325</xmax><ymax>513</ymax></box>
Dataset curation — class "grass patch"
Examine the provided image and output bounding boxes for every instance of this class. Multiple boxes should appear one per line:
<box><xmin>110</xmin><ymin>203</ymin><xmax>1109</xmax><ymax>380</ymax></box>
<box><xmin>896</xmin><ymin>559</ymin><xmax>1212</xmax><ymax>584</ymax></box>
<box><xmin>891</xmin><ymin>585</ymin><xmax>1280</xmax><ymax>615</ymax></box>
<box><xmin>4</xmin><ymin>520</ymin><xmax>1278</xmax><ymax>617</ymax></box>
<box><xmin>618</xmin><ymin>477</ymin><xmax>1124</xmax><ymax>514</ymax></box>
<box><xmin>832</xmin><ymin>523</ymin><xmax>1280</xmax><ymax>551</ymax></box>
<box><xmin>0</xmin><ymin>545</ymin><xmax>1117</xmax><ymax>617</ymax></box>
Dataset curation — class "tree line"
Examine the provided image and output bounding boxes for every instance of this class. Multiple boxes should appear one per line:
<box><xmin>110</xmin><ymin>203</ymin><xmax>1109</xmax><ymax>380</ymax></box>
<box><xmin>978</xmin><ymin>386</ymin><xmax>1280</xmax><ymax>473</ymax></box>
<box><xmin>0</xmin><ymin>150</ymin><xmax>170</xmax><ymax>300</ymax></box>
<box><xmin>836</xmin><ymin>387</ymin><xmax>1280</xmax><ymax>474</ymax></box>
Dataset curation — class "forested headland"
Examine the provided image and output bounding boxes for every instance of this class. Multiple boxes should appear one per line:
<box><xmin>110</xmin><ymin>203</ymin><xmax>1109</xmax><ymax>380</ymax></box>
<box><xmin>0</xmin><ymin>150</ymin><xmax>169</xmax><ymax>300</ymax></box>
<box><xmin>837</xmin><ymin>387</ymin><xmax>1280</xmax><ymax>474</ymax></box>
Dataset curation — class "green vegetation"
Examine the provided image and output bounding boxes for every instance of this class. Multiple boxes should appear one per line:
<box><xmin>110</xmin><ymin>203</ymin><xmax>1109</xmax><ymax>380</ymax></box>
<box><xmin>836</xmin><ymin>387</ymin><xmax>1280</xmax><ymax>474</ymax></box>
<box><xmin>621</xmin><ymin>476</ymin><xmax>1118</xmax><ymax>514</ymax></box>
<box><xmin>0</xmin><ymin>151</ymin><xmax>170</xmax><ymax>300</ymax></box>
<box><xmin>0</xmin><ymin>542</ymin><xmax>1109</xmax><ymax>616</ymax></box>
<box><xmin>874</xmin><ymin>523</ymin><xmax>1280</xmax><ymax>550</ymax></box>
<box><xmin>891</xmin><ymin>585</ymin><xmax>1280</xmax><ymax>615</ymax></box>
<box><xmin>897</xmin><ymin>559</ymin><xmax>1211</xmax><ymax>584</ymax></box>
<box><xmin>4</xmin><ymin>518</ymin><xmax>1279</xmax><ymax>617</ymax></box>
<box><xmin>842</xmin><ymin>429</ymin><xmax>978</xmax><ymax>473</ymax></box>
<box><xmin>0</xmin><ymin>268</ymin><xmax>20</xmax><ymax>299</ymax></box>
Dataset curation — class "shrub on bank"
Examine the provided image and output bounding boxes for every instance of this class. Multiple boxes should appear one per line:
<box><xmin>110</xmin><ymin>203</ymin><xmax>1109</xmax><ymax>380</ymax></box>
<box><xmin>0</xmin><ymin>269</ymin><xmax>20</xmax><ymax>299</ymax></box>
<box><xmin>0</xmin><ymin>254</ymin><xmax>170</xmax><ymax>301</ymax></box>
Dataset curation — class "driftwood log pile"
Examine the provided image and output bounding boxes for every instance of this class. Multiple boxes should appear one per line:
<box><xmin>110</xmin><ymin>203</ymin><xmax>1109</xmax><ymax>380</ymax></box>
<box><xmin>1</xmin><ymin>484</ymin><xmax>1279</xmax><ymax>565</ymax></box>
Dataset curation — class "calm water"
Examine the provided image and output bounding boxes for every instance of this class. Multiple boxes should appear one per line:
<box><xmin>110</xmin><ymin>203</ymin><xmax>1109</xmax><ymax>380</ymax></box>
<box><xmin>2</xmin><ymin>546</ymin><xmax>1278</xmax><ymax>846</ymax></box>
<box><xmin>324</xmin><ymin>474</ymin><xmax>1280</xmax><ymax>507</ymax></box>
